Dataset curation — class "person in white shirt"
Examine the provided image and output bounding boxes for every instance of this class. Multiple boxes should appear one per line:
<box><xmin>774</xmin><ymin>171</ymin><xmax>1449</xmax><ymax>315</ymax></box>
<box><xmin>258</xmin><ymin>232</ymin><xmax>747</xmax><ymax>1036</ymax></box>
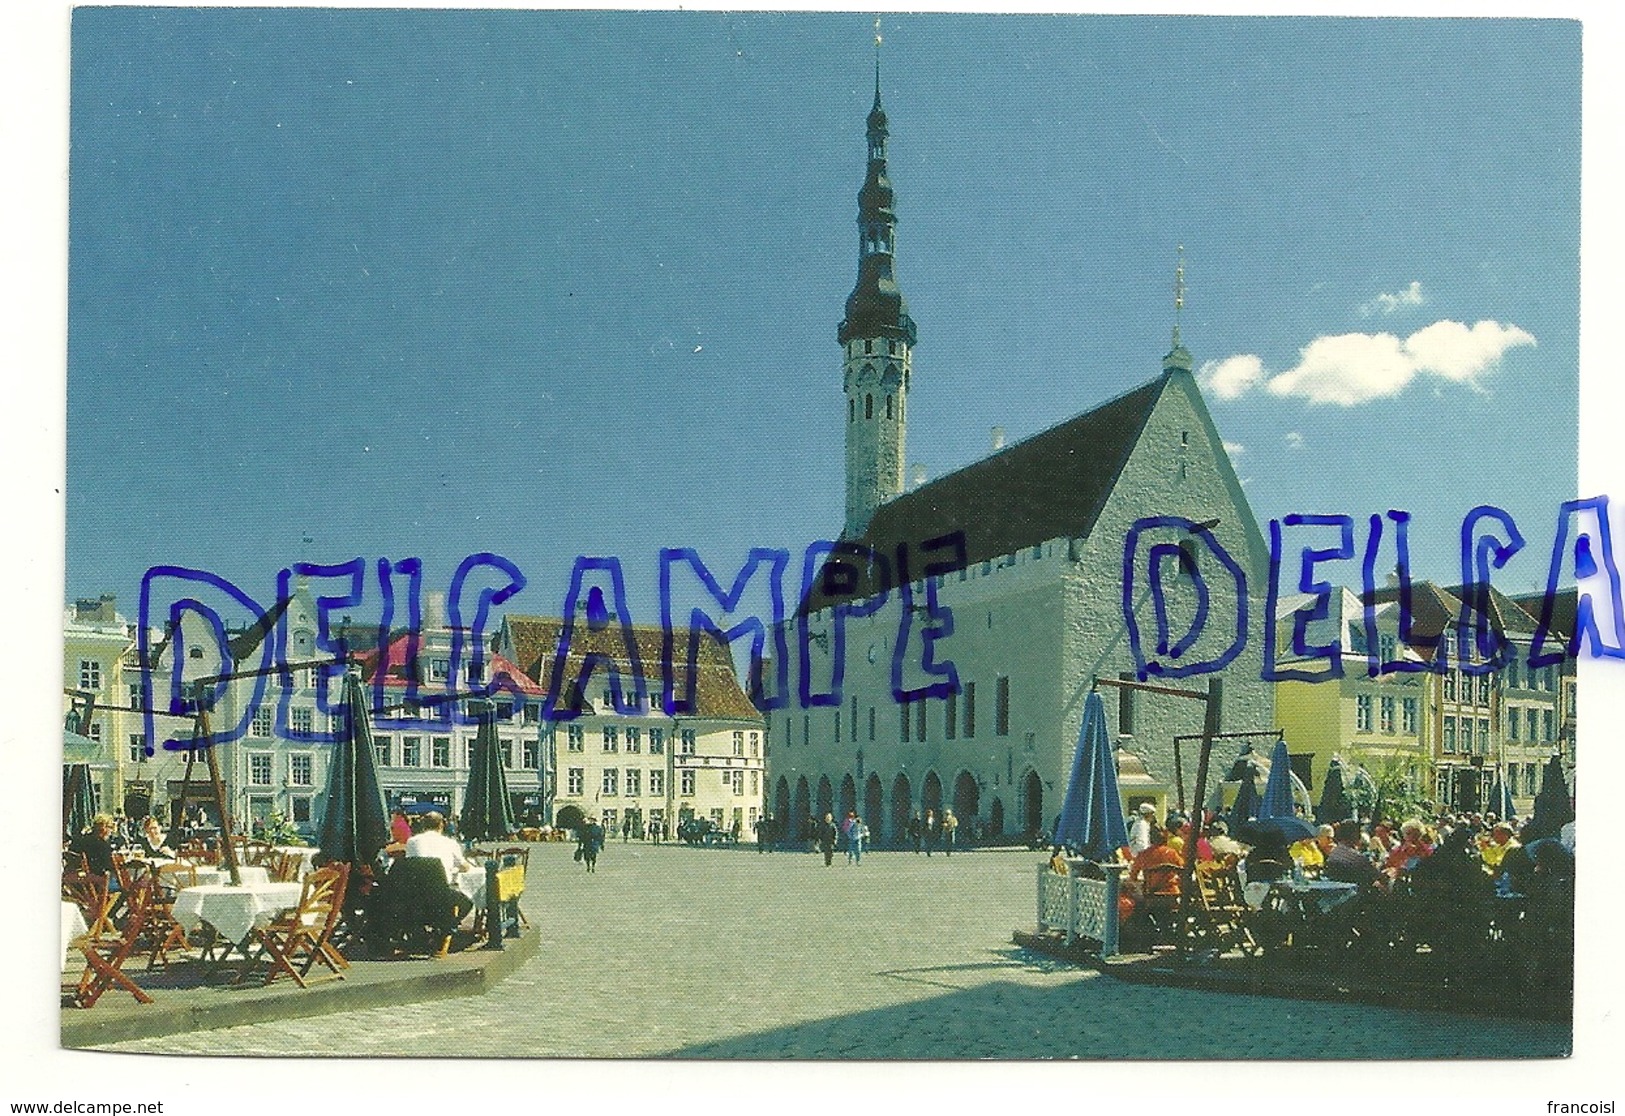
<box><xmin>403</xmin><ymin>812</ymin><xmax>473</xmax><ymax>883</ymax></box>
<box><xmin>1128</xmin><ymin>803</ymin><xmax>1157</xmax><ymax>857</ymax></box>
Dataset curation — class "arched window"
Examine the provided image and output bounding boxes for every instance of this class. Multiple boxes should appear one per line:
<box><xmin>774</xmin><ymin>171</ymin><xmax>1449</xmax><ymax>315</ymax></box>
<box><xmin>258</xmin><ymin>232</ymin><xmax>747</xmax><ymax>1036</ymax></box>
<box><xmin>886</xmin><ymin>395</ymin><xmax>894</xmax><ymax>419</ymax></box>
<box><xmin>865</xmin><ymin>394</ymin><xmax>873</xmax><ymax>420</ymax></box>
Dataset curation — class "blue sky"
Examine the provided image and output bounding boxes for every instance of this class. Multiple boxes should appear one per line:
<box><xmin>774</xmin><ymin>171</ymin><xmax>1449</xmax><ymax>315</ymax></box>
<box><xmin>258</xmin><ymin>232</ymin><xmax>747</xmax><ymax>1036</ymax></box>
<box><xmin>66</xmin><ymin>10</ymin><xmax>1582</xmax><ymax>623</ymax></box>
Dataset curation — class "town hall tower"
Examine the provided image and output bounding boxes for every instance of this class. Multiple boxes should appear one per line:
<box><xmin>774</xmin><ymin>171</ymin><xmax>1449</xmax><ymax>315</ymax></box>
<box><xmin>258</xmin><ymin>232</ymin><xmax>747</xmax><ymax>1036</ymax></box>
<box><xmin>839</xmin><ymin>68</ymin><xmax>916</xmax><ymax>539</ymax></box>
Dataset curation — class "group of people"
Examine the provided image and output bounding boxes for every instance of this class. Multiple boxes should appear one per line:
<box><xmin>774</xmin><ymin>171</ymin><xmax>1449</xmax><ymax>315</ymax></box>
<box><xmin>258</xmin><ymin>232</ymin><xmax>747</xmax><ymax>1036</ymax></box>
<box><xmin>811</xmin><ymin>812</ymin><xmax>873</xmax><ymax>866</ymax></box>
<box><xmin>1050</xmin><ymin>799</ymin><xmax>1577</xmax><ymax>960</ymax></box>
<box><xmin>67</xmin><ymin>812</ymin><xmax>181</xmax><ymax>878</ymax></box>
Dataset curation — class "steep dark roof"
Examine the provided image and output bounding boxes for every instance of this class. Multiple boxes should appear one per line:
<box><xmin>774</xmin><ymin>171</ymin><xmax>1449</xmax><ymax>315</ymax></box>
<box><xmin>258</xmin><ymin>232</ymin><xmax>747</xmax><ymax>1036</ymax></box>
<box><xmin>1511</xmin><ymin>588</ymin><xmax>1579</xmax><ymax>642</ymax></box>
<box><xmin>502</xmin><ymin>615</ymin><xmax>762</xmax><ymax>722</ymax></box>
<box><xmin>802</xmin><ymin>373</ymin><xmax>1168</xmax><ymax>613</ymax></box>
<box><xmin>1361</xmin><ymin>581</ymin><xmax>1463</xmax><ymax>661</ymax></box>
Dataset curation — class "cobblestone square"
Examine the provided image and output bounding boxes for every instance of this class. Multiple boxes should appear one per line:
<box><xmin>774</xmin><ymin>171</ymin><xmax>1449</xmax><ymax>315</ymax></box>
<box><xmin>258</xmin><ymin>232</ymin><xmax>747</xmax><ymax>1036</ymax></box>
<box><xmin>102</xmin><ymin>844</ymin><xmax>1570</xmax><ymax>1059</ymax></box>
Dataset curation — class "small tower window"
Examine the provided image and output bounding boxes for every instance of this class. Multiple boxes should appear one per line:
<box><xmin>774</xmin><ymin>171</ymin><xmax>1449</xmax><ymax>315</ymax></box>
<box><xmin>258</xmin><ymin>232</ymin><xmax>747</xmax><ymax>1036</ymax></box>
<box><xmin>865</xmin><ymin>340</ymin><xmax>873</xmax><ymax>355</ymax></box>
<box><xmin>865</xmin><ymin>394</ymin><xmax>873</xmax><ymax>420</ymax></box>
<box><xmin>886</xmin><ymin>395</ymin><xmax>894</xmax><ymax>419</ymax></box>
<box><xmin>849</xmin><ymin>398</ymin><xmax>855</xmax><ymax>423</ymax></box>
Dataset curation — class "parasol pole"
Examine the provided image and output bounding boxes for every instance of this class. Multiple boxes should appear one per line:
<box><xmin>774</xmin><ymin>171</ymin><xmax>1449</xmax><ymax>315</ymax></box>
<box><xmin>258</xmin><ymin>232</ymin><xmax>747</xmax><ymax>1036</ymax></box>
<box><xmin>1178</xmin><ymin>678</ymin><xmax>1222</xmax><ymax>956</ymax></box>
<box><xmin>190</xmin><ymin>692</ymin><xmax>242</xmax><ymax>887</ymax></box>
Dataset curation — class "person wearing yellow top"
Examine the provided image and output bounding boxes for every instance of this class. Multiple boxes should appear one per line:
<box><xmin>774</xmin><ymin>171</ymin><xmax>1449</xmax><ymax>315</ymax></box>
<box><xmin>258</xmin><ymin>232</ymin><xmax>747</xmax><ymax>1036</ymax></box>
<box><xmin>1289</xmin><ymin>837</ymin><xmax>1324</xmax><ymax>870</ymax></box>
<box><xmin>1479</xmin><ymin>822</ymin><xmax>1520</xmax><ymax>872</ymax></box>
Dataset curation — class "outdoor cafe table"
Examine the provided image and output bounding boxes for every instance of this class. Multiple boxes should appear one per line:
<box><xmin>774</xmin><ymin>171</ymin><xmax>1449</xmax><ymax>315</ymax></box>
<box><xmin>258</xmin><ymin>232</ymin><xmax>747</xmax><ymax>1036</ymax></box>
<box><xmin>271</xmin><ymin>846</ymin><xmax>320</xmax><ymax>879</ymax></box>
<box><xmin>1271</xmin><ymin>877</ymin><xmax>1360</xmax><ymax>915</ymax></box>
<box><xmin>171</xmin><ymin>880</ymin><xmax>304</xmax><ymax>972</ymax></box>
<box><xmin>61</xmin><ymin>901</ymin><xmax>88</xmax><ymax>971</ymax></box>
<box><xmin>181</xmin><ymin>864</ymin><xmax>271</xmax><ymax>888</ymax></box>
<box><xmin>452</xmin><ymin>867</ymin><xmax>487</xmax><ymax>912</ymax></box>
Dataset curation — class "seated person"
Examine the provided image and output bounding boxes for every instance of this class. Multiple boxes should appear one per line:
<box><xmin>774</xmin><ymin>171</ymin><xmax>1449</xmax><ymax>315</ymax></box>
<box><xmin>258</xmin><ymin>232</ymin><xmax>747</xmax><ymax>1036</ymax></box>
<box><xmin>1048</xmin><ymin>847</ymin><xmax>1071</xmax><ymax>876</ymax></box>
<box><xmin>1238</xmin><ymin>827</ymin><xmax>1291</xmax><ymax>884</ymax></box>
<box><xmin>1129</xmin><ymin>828</ymin><xmax>1184</xmax><ymax>902</ymax></box>
<box><xmin>132</xmin><ymin>815</ymin><xmax>176</xmax><ymax>860</ymax></box>
<box><xmin>68</xmin><ymin>813</ymin><xmax>117</xmax><ymax>879</ymax></box>
<box><xmin>1207</xmin><ymin>820</ymin><xmax>1246</xmax><ymax>861</ymax></box>
<box><xmin>1383</xmin><ymin>819</ymin><xmax>1433</xmax><ymax>874</ymax></box>
<box><xmin>1478</xmin><ymin>822</ymin><xmax>1520</xmax><ymax>873</ymax></box>
<box><xmin>1410</xmin><ymin>826</ymin><xmax>1492</xmax><ymax>903</ymax></box>
<box><xmin>403</xmin><ymin>811</ymin><xmax>474</xmax><ymax>883</ymax></box>
<box><xmin>1324</xmin><ymin>820</ymin><xmax>1386</xmax><ymax>893</ymax></box>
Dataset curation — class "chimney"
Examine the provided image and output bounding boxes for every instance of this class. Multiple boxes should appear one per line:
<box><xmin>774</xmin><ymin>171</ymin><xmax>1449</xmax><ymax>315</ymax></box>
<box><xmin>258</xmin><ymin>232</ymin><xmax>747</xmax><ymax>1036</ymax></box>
<box><xmin>424</xmin><ymin>590</ymin><xmax>448</xmax><ymax>630</ymax></box>
<box><xmin>990</xmin><ymin>426</ymin><xmax>1005</xmax><ymax>452</ymax></box>
<box><xmin>75</xmin><ymin>594</ymin><xmax>116</xmax><ymax>622</ymax></box>
<box><xmin>911</xmin><ymin>463</ymin><xmax>927</xmax><ymax>490</ymax></box>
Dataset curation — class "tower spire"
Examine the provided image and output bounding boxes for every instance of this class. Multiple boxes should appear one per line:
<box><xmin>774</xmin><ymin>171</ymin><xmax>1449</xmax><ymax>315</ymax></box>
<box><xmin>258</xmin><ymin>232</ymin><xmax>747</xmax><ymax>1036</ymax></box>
<box><xmin>840</xmin><ymin>39</ymin><xmax>916</xmax><ymax>539</ymax></box>
<box><xmin>1163</xmin><ymin>244</ymin><xmax>1193</xmax><ymax>373</ymax></box>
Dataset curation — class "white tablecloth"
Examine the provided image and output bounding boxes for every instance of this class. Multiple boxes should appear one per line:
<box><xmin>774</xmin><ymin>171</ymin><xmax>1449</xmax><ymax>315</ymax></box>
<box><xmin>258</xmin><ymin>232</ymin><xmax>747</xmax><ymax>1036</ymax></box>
<box><xmin>180</xmin><ymin>865</ymin><xmax>270</xmax><ymax>888</ymax></box>
<box><xmin>61</xmin><ymin>901</ymin><xmax>88</xmax><ymax>971</ymax></box>
<box><xmin>453</xmin><ymin>868</ymin><xmax>487</xmax><ymax>911</ymax></box>
<box><xmin>171</xmin><ymin>881</ymin><xmax>305</xmax><ymax>945</ymax></box>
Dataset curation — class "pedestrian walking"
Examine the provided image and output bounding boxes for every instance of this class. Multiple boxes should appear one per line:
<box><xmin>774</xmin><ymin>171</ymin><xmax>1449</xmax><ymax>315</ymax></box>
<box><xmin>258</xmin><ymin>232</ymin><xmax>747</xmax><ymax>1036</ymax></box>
<box><xmin>908</xmin><ymin>811</ymin><xmax>922</xmax><ymax>854</ymax></box>
<box><xmin>943</xmin><ymin>809</ymin><xmax>959</xmax><ymax>856</ymax></box>
<box><xmin>622</xmin><ymin>816</ymin><xmax>632</xmax><ymax>843</ymax></box>
<box><xmin>924</xmin><ymin>809</ymin><xmax>941</xmax><ymax>856</ymax></box>
<box><xmin>579</xmin><ymin>816</ymin><xmax>605</xmax><ymax>873</ymax></box>
<box><xmin>850</xmin><ymin>816</ymin><xmax>868</xmax><ymax>865</ymax></box>
<box><xmin>817</xmin><ymin>812</ymin><xmax>838</xmax><ymax>867</ymax></box>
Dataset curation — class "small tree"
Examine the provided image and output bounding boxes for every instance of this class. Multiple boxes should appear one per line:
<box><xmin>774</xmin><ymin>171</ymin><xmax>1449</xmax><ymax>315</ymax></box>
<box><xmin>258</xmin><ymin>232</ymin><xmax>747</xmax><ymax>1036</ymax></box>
<box><xmin>1352</xmin><ymin>751</ymin><xmax>1430</xmax><ymax>826</ymax></box>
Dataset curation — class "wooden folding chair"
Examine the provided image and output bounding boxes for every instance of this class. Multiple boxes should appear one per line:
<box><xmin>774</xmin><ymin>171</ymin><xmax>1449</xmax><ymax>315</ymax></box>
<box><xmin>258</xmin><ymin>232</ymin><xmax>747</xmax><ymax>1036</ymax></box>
<box><xmin>265</xmin><ymin>850</ymin><xmax>302</xmax><ymax>882</ymax></box>
<box><xmin>62</xmin><ymin>870</ymin><xmax>116</xmax><ymax>938</ymax></box>
<box><xmin>1194</xmin><ymin>858</ymin><xmax>1261</xmax><ymax>957</ymax></box>
<box><xmin>254</xmin><ymin>863</ymin><xmax>351</xmax><ymax>988</ymax></box>
<box><xmin>145</xmin><ymin>862</ymin><xmax>199</xmax><ymax>970</ymax></box>
<box><xmin>73</xmin><ymin>875</ymin><xmax>157</xmax><ymax>1008</ymax></box>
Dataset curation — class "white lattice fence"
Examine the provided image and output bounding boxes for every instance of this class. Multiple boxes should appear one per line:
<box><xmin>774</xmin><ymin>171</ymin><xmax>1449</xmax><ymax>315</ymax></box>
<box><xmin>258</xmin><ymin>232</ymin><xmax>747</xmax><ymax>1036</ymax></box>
<box><xmin>1034</xmin><ymin>864</ymin><xmax>1123</xmax><ymax>956</ymax></box>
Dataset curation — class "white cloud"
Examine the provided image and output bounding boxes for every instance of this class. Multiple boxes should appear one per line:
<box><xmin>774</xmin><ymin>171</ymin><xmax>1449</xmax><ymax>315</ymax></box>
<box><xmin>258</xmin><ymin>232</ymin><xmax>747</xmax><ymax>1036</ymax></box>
<box><xmin>1203</xmin><ymin>319</ymin><xmax>1536</xmax><ymax>407</ymax></box>
<box><xmin>1197</xmin><ymin>354</ymin><xmax>1264</xmax><ymax>401</ymax></box>
<box><xmin>1358</xmin><ymin>281</ymin><xmax>1425</xmax><ymax>317</ymax></box>
<box><xmin>1284</xmin><ymin>432</ymin><xmax>1305</xmax><ymax>450</ymax></box>
<box><xmin>1222</xmin><ymin>440</ymin><xmax>1245</xmax><ymax>458</ymax></box>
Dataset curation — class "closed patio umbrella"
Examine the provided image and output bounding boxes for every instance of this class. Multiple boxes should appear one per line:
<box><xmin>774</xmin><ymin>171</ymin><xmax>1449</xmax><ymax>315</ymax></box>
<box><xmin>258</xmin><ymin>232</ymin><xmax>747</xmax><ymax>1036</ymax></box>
<box><xmin>1528</xmin><ymin>755</ymin><xmax>1573</xmax><ymax>840</ymax></box>
<box><xmin>1316</xmin><ymin>757</ymin><xmax>1352</xmax><ymax>824</ymax></box>
<box><xmin>1258</xmin><ymin>737</ymin><xmax>1296</xmax><ymax>821</ymax></box>
<box><xmin>460</xmin><ymin>703</ymin><xmax>515</xmax><ymax>843</ymax></box>
<box><xmin>316</xmin><ymin>672</ymin><xmax>391</xmax><ymax>869</ymax></box>
<box><xmin>1052</xmin><ymin>690</ymin><xmax>1128</xmax><ymax>860</ymax></box>
<box><xmin>1229</xmin><ymin>765</ymin><xmax>1260</xmax><ymax>829</ymax></box>
<box><xmin>1486</xmin><ymin>773</ymin><xmax>1517</xmax><ymax>820</ymax></box>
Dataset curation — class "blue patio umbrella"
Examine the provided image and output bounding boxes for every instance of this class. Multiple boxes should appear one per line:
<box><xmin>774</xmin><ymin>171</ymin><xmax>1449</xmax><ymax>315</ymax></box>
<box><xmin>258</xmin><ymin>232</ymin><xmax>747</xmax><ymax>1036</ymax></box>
<box><xmin>1052</xmin><ymin>690</ymin><xmax>1128</xmax><ymax>860</ymax></box>
<box><xmin>1528</xmin><ymin>755</ymin><xmax>1574</xmax><ymax>840</ymax></box>
<box><xmin>316</xmin><ymin>672</ymin><xmax>391</xmax><ymax>869</ymax></box>
<box><xmin>1485</xmin><ymin>773</ymin><xmax>1517</xmax><ymax>820</ymax></box>
<box><xmin>1258</xmin><ymin>737</ymin><xmax>1297</xmax><ymax>821</ymax></box>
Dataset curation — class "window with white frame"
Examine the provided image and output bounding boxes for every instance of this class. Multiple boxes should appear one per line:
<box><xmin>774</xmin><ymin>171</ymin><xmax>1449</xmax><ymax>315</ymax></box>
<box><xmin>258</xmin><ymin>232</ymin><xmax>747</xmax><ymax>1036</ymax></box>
<box><xmin>750</xmin><ymin>731</ymin><xmax>760</xmax><ymax>757</ymax></box>
<box><xmin>1510</xmin><ymin>708</ymin><xmax>1521</xmax><ymax>741</ymax></box>
<box><xmin>732</xmin><ymin>770</ymin><xmax>745</xmax><ymax>795</ymax></box>
<box><xmin>252</xmin><ymin>706</ymin><xmax>273</xmax><ymax>736</ymax></box>
<box><xmin>649</xmin><ymin>769</ymin><xmax>664</xmax><ymax>796</ymax></box>
<box><xmin>402</xmin><ymin>736</ymin><xmax>421</xmax><ymax>767</ymax></box>
<box><xmin>626</xmin><ymin>726</ymin><xmax>641</xmax><ymax>753</ymax></box>
<box><xmin>375</xmin><ymin>738</ymin><xmax>392</xmax><ymax>768</ymax></box>
<box><xmin>289</xmin><ymin>754</ymin><xmax>314</xmax><ymax>786</ymax></box>
<box><xmin>602</xmin><ymin>725</ymin><xmax>619</xmax><ymax>752</ymax></box>
<box><xmin>128</xmin><ymin>734</ymin><xmax>145</xmax><ymax>764</ymax></box>
<box><xmin>290</xmin><ymin>706</ymin><xmax>314</xmax><ymax>734</ymax></box>
<box><xmin>733</xmin><ymin>731</ymin><xmax>745</xmax><ymax>757</ymax></box>
<box><xmin>1356</xmin><ymin>694</ymin><xmax>1373</xmax><ymax>733</ymax></box>
<box><xmin>1478</xmin><ymin>718</ymin><xmax>1491</xmax><ymax>754</ymax></box>
<box><xmin>681</xmin><ymin>770</ymin><xmax>695</xmax><ymax>796</ymax></box>
<box><xmin>567</xmin><ymin>768</ymin><xmax>583</xmax><ymax>796</ymax></box>
<box><xmin>249</xmin><ymin>753</ymin><xmax>273</xmax><ymax>786</ymax></box>
<box><xmin>87</xmin><ymin>722</ymin><xmax>102</xmax><ymax>743</ymax></box>
<box><xmin>290</xmin><ymin>797</ymin><xmax>312</xmax><ymax>824</ymax></box>
<box><xmin>78</xmin><ymin>660</ymin><xmax>102</xmax><ymax>692</ymax></box>
<box><xmin>680</xmin><ymin>730</ymin><xmax>696</xmax><ymax>755</ymax></box>
<box><xmin>128</xmin><ymin>684</ymin><xmax>142</xmax><ymax>711</ymax></box>
<box><xmin>523</xmin><ymin>740</ymin><xmax>538</xmax><ymax>769</ymax></box>
<box><xmin>1543</xmin><ymin>709</ymin><xmax>1555</xmax><ymax>742</ymax></box>
<box><xmin>1443</xmin><ymin>717</ymin><xmax>1456</xmax><ymax>754</ymax></box>
<box><xmin>568</xmin><ymin>725</ymin><xmax>585</xmax><ymax>752</ymax></box>
<box><xmin>649</xmin><ymin>728</ymin><xmax>664</xmax><ymax>755</ymax></box>
<box><xmin>625</xmin><ymin>768</ymin><xmax>641</xmax><ymax>797</ymax></box>
<box><xmin>601</xmin><ymin>768</ymin><xmax>618</xmax><ymax>796</ymax></box>
<box><xmin>750</xmin><ymin>770</ymin><xmax>759</xmax><ymax>795</ymax></box>
<box><xmin>1402</xmin><ymin>697</ymin><xmax>1418</xmax><ymax>735</ymax></box>
<box><xmin>1380</xmin><ymin>696</ymin><xmax>1395</xmax><ymax>734</ymax></box>
<box><xmin>501</xmin><ymin>738</ymin><xmax>514</xmax><ymax>768</ymax></box>
<box><xmin>432</xmin><ymin>737</ymin><xmax>451</xmax><ymax>768</ymax></box>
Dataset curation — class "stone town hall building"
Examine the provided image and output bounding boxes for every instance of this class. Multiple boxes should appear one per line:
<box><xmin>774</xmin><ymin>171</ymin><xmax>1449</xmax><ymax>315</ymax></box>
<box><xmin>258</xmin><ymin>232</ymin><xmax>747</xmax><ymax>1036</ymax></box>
<box><xmin>764</xmin><ymin>76</ymin><xmax>1275</xmax><ymax>845</ymax></box>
